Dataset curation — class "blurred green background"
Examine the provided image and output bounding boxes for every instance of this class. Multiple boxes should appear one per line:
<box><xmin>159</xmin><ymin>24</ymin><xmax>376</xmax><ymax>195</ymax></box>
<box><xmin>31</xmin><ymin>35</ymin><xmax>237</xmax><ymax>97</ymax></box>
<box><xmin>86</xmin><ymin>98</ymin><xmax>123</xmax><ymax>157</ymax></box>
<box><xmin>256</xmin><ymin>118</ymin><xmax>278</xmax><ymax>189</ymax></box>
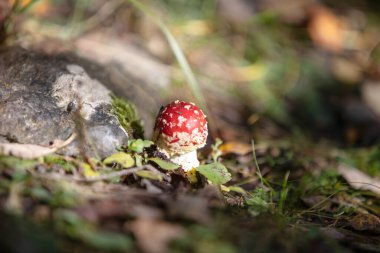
<box><xmin>3</xmin><ymin>0</ymin><xmax>380</xmax><ymax>148</ymax></box>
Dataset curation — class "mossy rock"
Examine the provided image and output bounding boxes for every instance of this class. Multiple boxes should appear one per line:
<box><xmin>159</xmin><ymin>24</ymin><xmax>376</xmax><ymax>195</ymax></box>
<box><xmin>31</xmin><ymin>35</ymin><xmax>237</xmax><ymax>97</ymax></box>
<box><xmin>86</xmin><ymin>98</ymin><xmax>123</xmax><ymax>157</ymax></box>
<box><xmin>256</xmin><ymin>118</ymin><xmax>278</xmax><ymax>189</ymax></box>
<box><xmin>111</xmin><ymin>95</ymin><xmax>144</xmax><ymax>139</ymax></box>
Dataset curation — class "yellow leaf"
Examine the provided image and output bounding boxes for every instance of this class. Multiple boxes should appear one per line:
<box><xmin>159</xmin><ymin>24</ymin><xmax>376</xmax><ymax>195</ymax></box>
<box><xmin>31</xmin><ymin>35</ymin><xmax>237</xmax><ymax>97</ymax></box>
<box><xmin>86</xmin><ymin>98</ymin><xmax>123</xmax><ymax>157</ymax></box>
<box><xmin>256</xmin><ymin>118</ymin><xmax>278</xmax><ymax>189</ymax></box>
<box><xmin>308</xmin><ymin>7</ymin><xmax>345</xmax><ymax>52</ymax></box>
<box><xmin>136</xmin><ymin>170</ymin><xmax>163</xmax><ymax>181</ymax></box>
<box><xmin>148</xmin><ymin>158</ymin><xmax>179</xmax><ymax>171</ymax></box>
<box><xmin>219</xmin><ymin>141</ymin><xmax>252</xmax><ymax>156</ymax></box>
<box><xmin>228</xmin><ymin>186</ymin><xmax>247</xmax><ymax>195</ymax></box>
<box><xmin>103</xmin><ymin>152</ymin><xmax>135</xmax><ymax>168</ymax></box>
<box><xmin>82</xmin><ymin>163</ymin><xmax>99</xmax><ymax>178</ymax></box>
<box><xmin>220</xmin><ymin>185</ymin><xmax>230</xmax><ymax>192</ymax></box>
<box><xmin>186</xmin><ymin>168</ymin><xmax>198</xmax><ymax>184</ymax></box>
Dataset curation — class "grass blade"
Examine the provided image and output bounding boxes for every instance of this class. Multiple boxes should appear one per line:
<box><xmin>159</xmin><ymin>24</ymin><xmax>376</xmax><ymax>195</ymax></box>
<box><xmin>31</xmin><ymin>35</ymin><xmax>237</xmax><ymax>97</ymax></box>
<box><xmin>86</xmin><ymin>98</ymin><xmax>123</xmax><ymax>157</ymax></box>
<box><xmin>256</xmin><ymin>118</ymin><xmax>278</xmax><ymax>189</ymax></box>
<box><xmin>126</xmin><ymin>0</ymin><xmax>217</xmax><ymax>137</ymax></box>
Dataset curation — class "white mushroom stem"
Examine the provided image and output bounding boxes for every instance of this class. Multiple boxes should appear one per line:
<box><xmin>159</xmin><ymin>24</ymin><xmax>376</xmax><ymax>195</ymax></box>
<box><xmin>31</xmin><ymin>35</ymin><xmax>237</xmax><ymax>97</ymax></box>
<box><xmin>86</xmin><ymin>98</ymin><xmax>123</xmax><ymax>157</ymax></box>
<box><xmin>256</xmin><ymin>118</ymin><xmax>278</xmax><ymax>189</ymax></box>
<box><xmin>170</xmin><ymin>150</ymin><xmax>199</xmax><ymax>171</ymax></box>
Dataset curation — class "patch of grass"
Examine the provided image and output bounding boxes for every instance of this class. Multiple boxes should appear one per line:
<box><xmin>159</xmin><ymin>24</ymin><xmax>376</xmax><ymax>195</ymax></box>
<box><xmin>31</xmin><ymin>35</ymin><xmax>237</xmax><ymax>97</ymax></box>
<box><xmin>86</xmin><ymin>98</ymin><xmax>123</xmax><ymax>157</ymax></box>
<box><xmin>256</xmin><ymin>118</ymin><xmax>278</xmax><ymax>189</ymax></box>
<box><xmin>343</xmin><ymin>146</ymin><xmax>380</xmax><ymax>177</ymax></box>
<box><xmin>278</xmin><ymin>170</ymin><xmax>290</xmax><ymax>215</ymax></box>
<box><xmin>290</xmin><ymin>168</ymin><xmax>377</xmax><ymax>218</ymax></box>
<box><xmin>245</xmin><ymin>187</ymin><xmax>273</xmax><ymax>215</ymax></box>
<box><xmin>299</xmin><ymin>169</ymin><xmax>347</xmax><ymax>196</ymax></box>
<box><xmin>48</xmin><ymin>184</ymin><xmax>80</xmax><ymax>208</ymax></box>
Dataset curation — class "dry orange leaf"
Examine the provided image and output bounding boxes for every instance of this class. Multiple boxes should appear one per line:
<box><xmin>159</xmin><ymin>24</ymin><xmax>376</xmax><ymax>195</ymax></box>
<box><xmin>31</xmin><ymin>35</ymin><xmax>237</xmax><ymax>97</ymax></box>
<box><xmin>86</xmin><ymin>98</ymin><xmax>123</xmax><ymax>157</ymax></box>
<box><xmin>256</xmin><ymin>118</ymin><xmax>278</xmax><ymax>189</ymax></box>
<box><xmin>349</xmin><ymin>213</ymin><xmax>380</xmax><ymax>233</ymax></box>
<box><xmin>219</xmin><ymin>141</ymin><xmax>252</xmax><ymax>156</ymax></box>
<box><xmin>130</xmin><ymin>219</ymin><xmax>185</xmax><ymax>253</ymax></box>
<box><xmin>308</xmin><ymin>7</ymin><xmax>345</xmax><ymax>52</ymax></box>
<box><xmin>331</xmin><ymin>56</ymin><xmax>363</xmax><ymax>84</ymax></box>
<box><xmin>9</xmin><ymin>0</ymin><xmax>50</xmax><ymax>16</ymax></box>
<box><xmin>31</xmin><ymin>0</ymin><xmax>50</xmax><ymax>15</ymax></box>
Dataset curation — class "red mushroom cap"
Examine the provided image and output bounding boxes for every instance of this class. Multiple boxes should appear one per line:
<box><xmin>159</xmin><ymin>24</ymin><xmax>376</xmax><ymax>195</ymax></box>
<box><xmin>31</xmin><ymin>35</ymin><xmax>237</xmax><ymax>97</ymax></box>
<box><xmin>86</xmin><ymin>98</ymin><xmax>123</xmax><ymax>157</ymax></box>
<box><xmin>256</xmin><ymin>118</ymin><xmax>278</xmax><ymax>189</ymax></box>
<box><xmin>153</xmin><ymin>100</ymin><xmax>208</xmax><ymax>155</ymax></box>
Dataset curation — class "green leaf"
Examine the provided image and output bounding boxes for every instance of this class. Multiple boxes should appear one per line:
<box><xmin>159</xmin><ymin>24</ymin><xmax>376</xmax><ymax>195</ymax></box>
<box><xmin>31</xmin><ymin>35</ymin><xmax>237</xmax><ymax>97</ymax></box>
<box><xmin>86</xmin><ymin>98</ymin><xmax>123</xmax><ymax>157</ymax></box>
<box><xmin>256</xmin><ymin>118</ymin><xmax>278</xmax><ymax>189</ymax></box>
<box><xmin>136</xmin><ymin>170</ymin><xmax>163</xmax><ymax>181</ymax></box>
<box><xmin>0</xmin><ymin>156</ymin><xmax>36</xmax><ymax>170</ymax></box>
<box><xmin>143</xmin><ymin>140</ymin><xmax>154</xmax><ymax>147</ymax></box>
<box><xmin>30</xmin><ymin>187</ymin><xmax>51</xmax><ymax>201</ymax></box>
<box><xmin>148</xmin><ymin>157</ymin><xmax>179</xmax><ymax>171</ymax></box>
<box><xmin>44</xmin><ymin>155</ymin><xmax>76</xmax><ymax>172</ymax></box>
<box><xmin>128</xmin><ymin>139</ymin><xmax>153</xmax><ymax>153</ymax></box>
<box><xmin>12</xmin><ymin>168</ymin><xmax>29</xmax><ymax>182</ymax></box>
<box><xmin>135</xmin><ymin>154</ymin><xmax>143</xmax><ymax>167</ymax></box>
<box><xmin>103</xmin><ymin>152</ymin><xmax>135</xmax><ymax>168</ymax></box>
<box><xmin>228</xmin><ymin>186</ymin><xmax>247</xmax><ymax>195</ymax></box>
<box><xmin>196</xmin><ymin>162</ymin><xmax>231</xmax><ymax>185</ymax></box>
<box><xmin>128</xmin><ymin>139</ymin><xmax>144</xmax><ymax>153</ymax></box>
<box><xmin>245</xmin><ymin>188</ymin><xmax>271</xmax><ymax>215</ymax></box>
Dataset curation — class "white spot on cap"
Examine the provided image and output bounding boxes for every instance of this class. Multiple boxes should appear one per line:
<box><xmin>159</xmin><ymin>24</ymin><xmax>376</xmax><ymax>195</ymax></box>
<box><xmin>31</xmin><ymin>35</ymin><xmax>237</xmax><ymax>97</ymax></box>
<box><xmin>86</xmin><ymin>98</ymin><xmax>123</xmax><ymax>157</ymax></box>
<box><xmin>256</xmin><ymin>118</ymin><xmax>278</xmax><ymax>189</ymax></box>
<box><xmin>178</xmin><ymin>115</ymin><xmax>186</xmax><ymax>126</ymax></box>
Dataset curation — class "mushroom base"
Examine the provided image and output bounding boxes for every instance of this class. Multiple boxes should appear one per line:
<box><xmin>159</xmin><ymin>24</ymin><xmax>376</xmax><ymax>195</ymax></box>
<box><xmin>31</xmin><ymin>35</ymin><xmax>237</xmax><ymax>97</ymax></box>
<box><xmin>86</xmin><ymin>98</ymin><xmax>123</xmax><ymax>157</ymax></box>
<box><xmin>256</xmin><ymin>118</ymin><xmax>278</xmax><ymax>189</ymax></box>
<box><xmin>157</xmin><ymin>147</ymin><xmax>199</xmax><ymax>171</ymax></box>
<box><xmin>170</xmin><ymin>150</ymin><xmax>200</xmax><ymax>171</ymax></box>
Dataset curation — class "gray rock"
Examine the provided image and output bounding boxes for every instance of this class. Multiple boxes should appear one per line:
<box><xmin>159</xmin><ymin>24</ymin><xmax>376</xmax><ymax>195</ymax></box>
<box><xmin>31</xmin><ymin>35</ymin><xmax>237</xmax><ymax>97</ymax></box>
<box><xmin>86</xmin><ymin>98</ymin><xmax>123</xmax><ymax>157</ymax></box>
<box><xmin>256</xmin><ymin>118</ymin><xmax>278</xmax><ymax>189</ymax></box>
<box><xmin>74</xmin><ymin>35</ymin><xmax>167</xmax><ymax>137</ymax></box>
<box><xmin>0</xmin><ymin>47</ymin><xmax>129</xmax><ymax>158</ymax></box>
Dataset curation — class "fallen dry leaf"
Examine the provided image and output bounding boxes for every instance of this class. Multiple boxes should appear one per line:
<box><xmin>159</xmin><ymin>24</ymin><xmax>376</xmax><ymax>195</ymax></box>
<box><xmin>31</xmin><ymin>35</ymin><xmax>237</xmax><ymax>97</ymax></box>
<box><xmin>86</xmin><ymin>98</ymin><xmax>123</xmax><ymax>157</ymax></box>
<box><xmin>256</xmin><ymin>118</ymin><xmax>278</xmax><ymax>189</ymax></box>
<box><xmin>0</xmin><ymin>134</ymin><xmax>76</xmax><ymax>159</ymax></box>
<box><xmin>308</xmin><ymin>6</ymin><xmax>345</xmax><ymax>52</ymax></box>
<box><xmin>129</xmin><ymin>219</ymin><xmax>185</xmax><ymax>253</ymax></box>
<box><xmin>220</xmin><ymin>141</ymin><xmax>252</xmax><ymax>156</ymax></box>
<box><xmin>9</xmin><ymin>0</ymin><xmax>50</xmax><ymax>15</ymax></box>
<box><xmin>348</xmin><ymin>213</ymin><xmax>380</xmax><ymax>234</ymax></box>
<box><xmin>337</xmin><ymin>164</ymin><xmax>380</xmax><ymax>195</ymax></box>
<box><xmin>331</xmin><ymin>56</ymin><xmax>363</xmax><ymax>84</ymax></box>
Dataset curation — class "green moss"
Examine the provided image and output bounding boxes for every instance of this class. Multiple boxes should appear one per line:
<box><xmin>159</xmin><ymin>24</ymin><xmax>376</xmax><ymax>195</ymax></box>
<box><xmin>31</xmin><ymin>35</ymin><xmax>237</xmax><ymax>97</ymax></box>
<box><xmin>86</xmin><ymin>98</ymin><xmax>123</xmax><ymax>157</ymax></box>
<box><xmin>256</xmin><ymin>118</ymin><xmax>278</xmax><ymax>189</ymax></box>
<box><xmin>111</xmin><ymin>95</ymin><xmax>144</xmax><ymax>139</ymax></box>
<box><xmin>344</xmin><ymin>146</ymin><xmax>380</xmax><ymax>178</ymax></box>
<box><xmin>299</xmin><ymin>169</ymin><xmax>346</xmax><ymax>196</ymax></box>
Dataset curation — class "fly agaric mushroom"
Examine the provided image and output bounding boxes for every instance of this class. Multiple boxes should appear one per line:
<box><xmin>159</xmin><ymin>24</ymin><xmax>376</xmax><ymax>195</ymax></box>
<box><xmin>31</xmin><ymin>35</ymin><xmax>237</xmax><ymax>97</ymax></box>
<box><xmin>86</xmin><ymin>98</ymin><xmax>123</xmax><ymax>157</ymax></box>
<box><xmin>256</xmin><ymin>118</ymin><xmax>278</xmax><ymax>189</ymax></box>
<box><xmin>153</xmin><ymin>100</ymin><xmax>208</xmax><ymax>171</ymax></box>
